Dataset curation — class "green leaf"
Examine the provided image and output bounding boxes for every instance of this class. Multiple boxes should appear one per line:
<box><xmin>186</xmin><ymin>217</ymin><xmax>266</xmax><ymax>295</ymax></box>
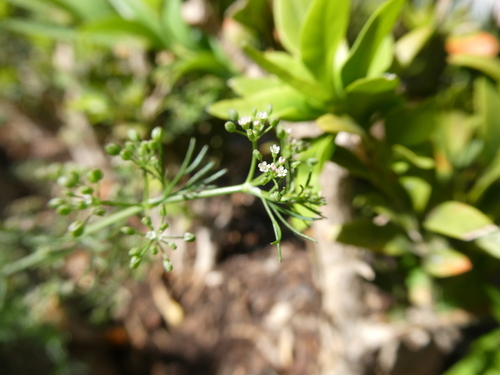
<box><xmin>474</xmin><ymin>77</ymin><xmax>500</xmax><ymax>163</ymax></box>
<box><xmin>207</xmin><ymin>85</ymin><xmax>323</xmax><ymax>121</ymax></box>
<box><xmin>393</xmin><ymin>144</ymin><xmax>434</xmax><ymax>169</ymax></box>
<box><xmin>344</xmin><ymin>74</ymin><xmax>401</xmax><ymax>123</ymax></box>
<box><xmin>367</xmin><ymin>35</ymin><xmax>395</xmax><ymax>77</ymax></box>
<box><xmin>469</xmin><ymin>150</ymin><xmax>500</xmax><ymax>204</ymax></box>
<box><xmin>395</xmin><ymin>24</ymin><xmax>434</xmax><ymax>67</ymax></box>
<box><xmin>334</xmin><ymin>219</ymin><xmax>411</xmax><ymax>255</ymax></box>
<box><xmin>273</xmin><ymin>0</ymin><xmax>313</xmax><ymax>55</ymax></box>
<box><xmin>242</xmin><ymin>43</ymin><xmax>331</xmax><ymax>103</ymax></box>
<box><xmin>385</xmin><ymin>99</ymin><xmax>437</xmax><ymax>146</ymax></box>
<box><xmin>1</xmin><ymin>19</ymin><xmax>78</xmax><ymax>40</ymax></box>
<box><xmin>300</xmin><ymin>0</ymin><xmax>349</xmax><ymax>86</ymax></box>
<box><xmin>424</xmin><ymin>201</ymin><xmax>497</xmax><ymax>241</ymax></box>
<box><xmin>399</xmin><ymin>176</ymin><xmax>431</xmax><ymax>212</ymax></box>
<box><xmin>264</xmin><ymin>51</ymin><xmax>316</xmax><ymax>82</ymax></box>
<box><xmin>475</xmin><ymin>230</ymin><xmax>500</xmax><ymax>258</ymax></box>
<box><xmin>316</xmin><ymin>113</ymin><xmax>366</xmax><ymax>136</ymax></box>
<box><xmin>231</xmin><ymin>0</ymin><xmax>273</xmax><ymax>42</ymax></box>
<box><xmin>49</xmin><ymin>0</ymin><xmax>114</xmax><ymax>21</ymax></box>
<box><xmin>161</xmin><ymin>0</ymin><xmax>198</xmax><ymax>50</ymax></box>
<box><xmin>449</xmin><ymin>54</ymin><xmax>500</xmax><ymax>82</ymax></box>
<box><xmin>341</xmin><ymin>0</ymin><xmax>406</xmax><ymax>88</ymax></box>
<box><xmin>169</xmin><ymin>51</ymin><xmax>231</xmax><ymax>84</ymax></box>
<box><xmin>108</xmin><ymin>0</ymin><xmax>168</xmax><ymax>48</ymax></box>
<box><xmin>228</xmin><ymin>76</ymin><xmax>282</xmax><ymax>96</ymax></box>
<box><xmin>423</xmin><ymin>248</ymin><xmax>472</xmax><ymax>278</ymax></box>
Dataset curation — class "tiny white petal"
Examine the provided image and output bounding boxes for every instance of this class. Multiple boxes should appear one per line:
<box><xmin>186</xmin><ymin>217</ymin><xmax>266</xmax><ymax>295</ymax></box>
<box><xmin>278</xmin><ymin>156</ymin><xmax>286</xmax><ymax>164</ymax></box>
<box><xmin>145</xmin><ymin>231</ymin><xmax>157</xmax><ymax>240</ymax></box>
<box><xmin>256</xmin><ymin>111</ymin><xmax>268</xmax><ymax>119</ymax></box>
<box><xmin>238</xmin><ymin>116</ymin><xmax>252</xmax><ymax>126</ymax></box>
<box><xmin>258</xmin><ymin>161</ymin><xmax>271</xmax><ymax>172</ymax></box>
<box><xmin>270</xmin><ymin>144</ymin><xmax>280</xmax><ymax>154</ymax></box>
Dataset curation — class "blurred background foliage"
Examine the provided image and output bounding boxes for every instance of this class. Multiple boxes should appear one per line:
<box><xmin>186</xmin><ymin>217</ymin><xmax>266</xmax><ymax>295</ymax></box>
<box><xmin>3</xmin><ymin>0</ymin><xmax>500</xmax><ymax>374</ymax></box>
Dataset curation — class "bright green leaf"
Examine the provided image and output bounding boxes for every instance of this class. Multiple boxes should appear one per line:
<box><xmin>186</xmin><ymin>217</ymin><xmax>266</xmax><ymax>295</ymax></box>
<box><xmin>399</xmin><ymin>176</ymin><xmax>431</xmax><ymax>212</ymax></box>
<box><xmin>367</xmin><ymin>35</ymin><xmax>394</xmax><ymax>77</ymax></box>
<box><xmin>316</xmin><ymin>113</ymin><xmax>366</xmax><ymax>136</ymax></box>
<box><xmin>423</xmin><ymin>248</ymin><xmax>472</xmax><ymax>278</ymax></box>
<box><xmin>341</xmin><ymin>0</ymin><xmax>405</xmax><ymax>88</ymax></box>
<box><xmin>424</xmin><ymin>201</ymin><xmax>497</xmax><ymax>241</ymax></box>
<box><xmin>393</xmin><ymin>144</ymin><xmax>435</xmax><ymax>169</ymax></box>
<box><xmin>475</xmin><ymin>230</ymin><xmax>500</xmax><ymax>258</ymax></box>
<box><xmin>395</xmin><ymin>24</ymin><xmax>434</xmax><ymax>67</ymax></box>
<box><xmin>161</xmin><ymin>0</ymin><xmax>198</xmax><ymax>50</ymax></box>
<box><xmin>300</xmin><ymin>0</ymin><xmax>349</xmax><ymax>87</ymax></box>
<box><xmin>273</xmin><ymin>0</ymin><xmax>313</xmax><ymax>55</ymax></box>
<box><xmin>449</xmin><ymin>54</ymin><xmax>500</xmax><ymax>82</ymax></box>
<box><xmin>264</xmin><ymin>51</ymin><xmax>315</xmax><ymax>82</ymax></box>
<box><xmin>474</xmin><ymin>77</ymin><xmax>500</xmax><ymax>163</ymax></box>
<box><xmin>228</xmin><ymin>76</ymin><xmax>281</xmax><ymax>96</ymax></box>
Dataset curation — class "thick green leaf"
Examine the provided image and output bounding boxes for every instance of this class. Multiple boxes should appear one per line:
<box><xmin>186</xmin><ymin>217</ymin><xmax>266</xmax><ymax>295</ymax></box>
<box><xmin>228</xmin><ymin>76</ymin><xmax>281</xmax><ymax>96</ymax></box>
<box><xmin>335</xmin><ymin>219</ymin><xmax>411</xmax><ymax>255</ymax></box>
<box><xmin>49</xmin><ymin>0</ymin><xmax>114</xmax><ymax>21</ymax></box>
<box><xmin>399</xmin><ymin>176</ymin><xmax>431</xmax><ymax>212</ymax></box>
<box><xmin>169</xmin><ymin>52</ymin><xmax>231</xmax><ymax>84</ymax></box>
<box><xmin>385</xmin><ymin>99</ymin><xmax>437</xmax><ymax>146</ymax></box>
<box><xmin>316</xmin><ymin>113</ymin><xmax>366</xmax><ymax>136</ymax></box>
<box><xmin>1</xmin><ymin>19</ymin><xmax>78</xmax><ymax>40</ymax></box>
<box><xmin>264</xmin><ymin>51</ymin><xmax>315</xmax><ymax>82</ymax></box>
<box><xmin>344</xmin><ymin>74</ymin><xmax>401</xmax><ymax>123</ymax></box>
<box><xmin>242</xmin><ymin>43</ymin><xmax>331</xmax><ymax>103</ymax></box>
<box><xmin>341</xmin><ymin>0</ymin><xmax>405</xmax><ymax>88</ymax></box>
<box><xmin>395</xmin><ymin>24</ymin><xmax>434</xmax><ymax>67</ymax></box>
<box><xmin>475</xmin><ymin>230</ymin><xmax>500</xmax><ymax>258</ymax></box>
<box><xmin>207</xmin><ymin>85</ymin><xmax>322</xmax><ymax>121</ymax></box>
<box><xmin>424</xmin><ymin>201</ymin><xmax>497</xmax><ymax>241</ymax></box>
<box><xmin>300</xmin><ymin>0</ymin><xmax>349</xmax><ymax>86</ymax></box>
<box><xmin>108</xmin><ymin>0</ymin><xmax>168</xmax><ymax>48</ymax></box>
<box><xmin>393</xmin><ymin>144</ymin><xmax>435</xmax><ymax>169</ymax></box>
<box><xmin>449</xmin><ymin>54</ymin><xmax>500</xmax><ymax>82</ymax></box>
<box><xmin>469</xmin><ymin>150</ymin><xmax>500</xmax><ymax>203</ymax></box>
<box><xmin>273</xmin><ymin>0</ymin><xmax>313</xmax><ymax>55</ymax></box>
<box><xmin>423</xmin><ymin>248</ymin><xmax>472</xmax><ymax>278</ymax></box>
<box><xmin>161</xmin><ymin>0</ymin><xmax>198</xmax><ymax>50</ymax></box>
<box><xmin>474</xmin><ymin>77</ymin><xmax>500</xmax><ymax>163</ymax></box>
<box><xmin>367</xmin><ymin>35</ymin><xmax>394</xmax><ymax>77</ymax></box>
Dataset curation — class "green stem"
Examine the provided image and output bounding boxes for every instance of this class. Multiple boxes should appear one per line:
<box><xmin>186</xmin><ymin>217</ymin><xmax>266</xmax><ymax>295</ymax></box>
<box><xmin>245</xmin><ymin>140</ymin><xmax>258</xmax><ymax>183</ymax></box>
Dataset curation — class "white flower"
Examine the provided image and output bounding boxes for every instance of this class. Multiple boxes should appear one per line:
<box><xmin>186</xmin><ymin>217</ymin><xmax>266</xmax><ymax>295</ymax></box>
<box><xmin>278</xmin><ymin>156</ymin><xmax>286</xmax><ymax>164</ymax></box>
<box><xmin>238</xmin><ymin>116</ymin><xmax>252</xmax><ymax>126</ymax></box>
<box><xmin>83</xmin><ymin>195</ymin><xmax>93</xmax><ymax>205</ymax></box>
<box><xmin>145</xmin><ymin>231</ymin><xmax>157</xmax><ymax>240</ymax></box>
<box><xmin>270</xmin><ymin>144</ymin><xmax>280</xmax><ymax>155</ymax></box>
<box><xmin>258</xmin><ymin>161</ymin><xmax>271</xmax><ymax>172</ymax></box>
<box><xmin>276</xmin><ymin>166</ymin><xmax>287</xmax><ymax>177</ymax></box>
<box><xmin>256</xmin><ymin>111</ymin><xmax>268</xmax><ymax>119</ymax></box>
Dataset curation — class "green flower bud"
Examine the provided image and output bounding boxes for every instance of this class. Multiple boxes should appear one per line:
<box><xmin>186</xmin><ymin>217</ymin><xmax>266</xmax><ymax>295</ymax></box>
<box><xmin>56</xmin><ymin>205</ymin><xmax>72</xmax><ymax>215</ymax></box>
<box><xmin>276</xmin><ymin>125</ymin><xmax>287</xmax><ymax>139</ymax></box>
<box><xmin>120</xmin><ymin>149</ymin><xmax>132</xmax><ymax>161</ymax></box>
<box><xmin>141</xmin><ymin>217</ymin><xmax>152</xmax><ymax>228</ymax></box>
<box><xmin>57</xmin><ymin>174</ymin><xmax>78</xmax><ymax>188</ymax></box>
<box><xmin>120</xmin><ymin>226</ymin><xmax>136</xmax><ymax>235</ymax></box>
<box><xmin>75</xmin><ymin>200</ymin><xmax>87</xmax><ymax>210</ymax></box>
<box><xmin>124</xmin><ymin>141</ymin><xmax>135</xmax><ymax>151</ymax></box>
<box><xmin>128</xmin><ymin>247</ymin><xmax>141</xmax><ymax>256</ymax></box>
<box><xmin>167</xmin><ymin>242</ymin><xmax>177</xmax><ymax>250</ymax></box>
<box><xmin>151</xmin><ymin>246</ymin><xmax>158</xmax><ymax>255</ymax></box>
<box><xmin>151</xmin><ymin>127</ymin><xmax>164</xmax><ymax>142</ymax></box>
<box><xmin>63</xmin><ymin>190</ymin><xmax>75</xmax><ymax>197</ymax></box>
<box><xmin>105</xmin><ymin>143</ymin><xmax>121</xmax><ymax>155</ymax></box>
<box><xmin>225</xmin><ymin>121</ymin><xmax>236</xmax><ymax>133</ymax></box>
<box><xmin>47</xmin><ymin>198</ymin><xmax>65</xmax><ymax>209</ymax></box>
<box><xmin>251</xmin><ymin>107</ymin><xmax>257</xmax><ymax>117</ymax></box>
<box><xmin>147</xmin><ymin>140</ymin><xmax>158</xmax><ymax>151</ymax></box>
<box><xmin>79</xmin><ymin>186</ymin><xmax>94</xmax><ymax>195</ymax></box>
<box><xmin>159</xmin><ymin>204</ymin><xmax>167</xmax><ymax>217</ymax></box>
<box><xmin>228</xmin><ymin>109</ymin><xmax>239</xmax><ymax>122</ymax></box>
<box><xmin>127</xmin><ymin>128</ymin><xmax>141</xmax><ymax>142</ymax></box>
<box><xmin>253</xmin><ymin>150</ymin><xmax>262</xmax><ymax>161</ymax></box>
<box><xmin>270</xmin><ymin>117</ymin><xmax>280</xmax><ymax>128</ymax></box>
<box><xmin>87</xmin><ymin>169</ymin><xmax>103</xmax><ymax>183</ymax></box>
<box><xmin>159</xmin><ymin>223</ymin><xmax>169</xmax><ymax>232</ymax></box>
<box><xmin>129</xmin><ymin>255</ymin><xmax>141</xmax><ymax>269</ymax></box>
<box><xmin>92</xmin><ymin>207</ymin><xmax>106</xmax><ymax>216</ymax></box>
<box><xmin>290</xmin><ymin>160</ymin><xmax>301</xmax><ymax>169</ymax></box>
<box><xmin>183</xmin><ymin>232</ymin><xmax>196</xmax><ymax>242</ymax></box>
<box><xmin>266</xmin><ymin>104</ymin><xmax>273</xmax><ymax>116</ymax></box>
<box><xmin>306</xmin><ymin>158</ymin><xmax>318</xmax><ymax>167</ymax></box>
<box><xmin>163</xmin><ymin>258</ymin><xmax>173</xmax><ymax>272</ymax></box>
<box><xmin>68</xmin><ymin>220</ymin><xmax>85</xmax><ymax>237</ymax></box>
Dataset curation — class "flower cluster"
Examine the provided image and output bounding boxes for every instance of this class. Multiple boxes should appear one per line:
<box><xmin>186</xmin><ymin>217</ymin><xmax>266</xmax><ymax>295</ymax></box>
<box><xmin>258</xmin><ymin>145</ymin><xmax>288</xmax><ymax>178</ymax></box>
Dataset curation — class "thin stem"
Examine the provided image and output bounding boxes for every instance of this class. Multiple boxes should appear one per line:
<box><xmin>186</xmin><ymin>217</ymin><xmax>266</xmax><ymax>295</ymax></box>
<box><xmin>245</xmin><ymin>140</ymin><xmax>258</xmax><ymax>183</ymax></box>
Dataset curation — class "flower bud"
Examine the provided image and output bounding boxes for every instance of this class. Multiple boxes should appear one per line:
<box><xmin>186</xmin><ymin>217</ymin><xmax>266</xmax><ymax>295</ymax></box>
<box><xmin>151</xmin><ymin>246</ymin><xmax>158</xmax><ymax>255</ymax></box>
<box><xmin>105</xmin><ymin>143</ymin><xmax>122</xmax><ymax>155</ymax></box>
<box><xmin>228</xmin><ymin>109</ymin><xmax>239</xmax><ymax>122</ymax></box>
<box><xmin>79</xmin><ymin>186</ymin><xmax>94</xmax><ymax>195</ymax></box>
<box><xmin>68</xmin><ymin>220</ymin><xmax>85</xmax><ymax>237</ymax></box>
<box><xmin>183</xmin><ymin>232</ymin><xmax>196</xmax><ymax>242</ymax></box>
<box><xmin>120</xmin><ymin>226</ymin><xmax>136</xmax><ymax>235</ymax></box>
<box><xmin>124</xmin><ymin>141</ymin><xmax>135</xmax><ymax>151</ymax></box>
<box><xmin>120</xmin><ymin>149</ymin><xmax>132</xmax><ymax>160</ymax></box>
<box><xmin>127</xmin><ymin>128</ymin><xmax>141</xmax><ymax>142</ymax></box>
<box><xmin>270</xmin><ymin>117</ymin><xmax>280</xmax><ymax>128</ymax></box>
<box><xmin>151</xmin><ymin>127</ymin><xmax>164</xmax><ymax>142</ymax></box>
<box><xmin>141</xmin><ymin>216</ymin><xmax>152</xmax><ymax>228</ymax></box>
<box><xmin>57</xmin><ymin>173</ymin><xmax>78</xmax><ymax>188</ymax></box>
<box><xmin>129</xmin><ymin>255</ymin><xmax>141</xmax><ymax>269</ymax></box>
<box><xmin>167</xmin><ymin>242</ymin><xmax>177</xmax><ymax>250</ymax></box>
<box><xmin>159</xmin><ymin>223</ymin><xmax>169</xmax><ymax>231</ymax></box>
<box><xmin>56</xmin><ymin>205</ymin><xmax>72</xmax><ymax>215</ymax></box>
<box><xmin>266</xmin><ymin>104</ymin><xmax>273</xmax><ymax>116</ymax></box>
<box><xmin>306</xmin><ymin>158</ymin><xmax>318</xmax><ymax>167</ymax></box>
<box><xmin>92</xmin><ymin>207</ymin><xmax>106</xmax><ymax>216</ymax></box>
<box><xmin>159</xmin><ymin>204</ymin><xmax>167</xmax><ymax>217</ymax></box>
<box><xmin>163</xmin><ymin>258</ymin><xmax>173</xmax><ymax>272</ymax></box>
<box><xmin>47</xmin><ymin>198</ymin><xmax>65</xmax><ymax>209</ymax></box>
<box><xmin>276</xmin><ymin>126</ymin><xmax>287</xmax><ymax>139</ymax></box>
<box><xmin>224</xmin><ymin>121</ymin><xmax>236</xmax><ymax>133</ymax></box>
<box><xmin>253</xmin><ymin>150</ymin><xmax>262</xmax><ymax>161</ymax></box>
<box><xmin>290</xmin><ymin>160</ymin><xmax>301</xmax><ymax>169</ymax></box>
<box><xmin>128</xmin><ymin>247</ymin><xmax>141</xmax><ymax>256</ymax></box>
<box><xmin>87</xmin><ymin>169</ymin><xmax>103</xmax><ymax>183</ymax></box>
